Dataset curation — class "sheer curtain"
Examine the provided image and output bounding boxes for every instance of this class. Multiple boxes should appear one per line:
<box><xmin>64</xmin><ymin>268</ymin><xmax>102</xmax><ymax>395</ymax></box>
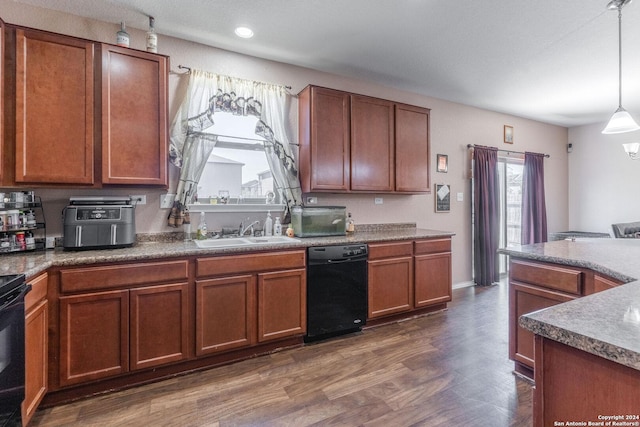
<box><xmin>168</xmin><ymin>70</ymin><xmax>302</xmax><ymax>227</ymax></box>
<box><xmin>521</xmin><ymin>152</ymin><xmax>548</xmax><ymax>244</ymax></box>
<box><xmin>473</xmin><ymin>145</ymin><xmax>500</xmax><ymax>286</ymax></box>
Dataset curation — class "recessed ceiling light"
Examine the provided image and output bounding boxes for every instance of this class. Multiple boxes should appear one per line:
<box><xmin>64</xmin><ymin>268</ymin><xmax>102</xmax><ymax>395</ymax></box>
<box><xmin>234</xmin><ymin>27</ymin><xmax>254</xmax><ymax>38</ymax></box>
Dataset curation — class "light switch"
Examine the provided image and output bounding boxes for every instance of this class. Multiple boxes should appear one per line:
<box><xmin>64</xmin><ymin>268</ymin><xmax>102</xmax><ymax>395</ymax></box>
<box><xmin>457</xmin><ymin>192</ymin><xmax>464</xmax><ymax>202</ymax></box>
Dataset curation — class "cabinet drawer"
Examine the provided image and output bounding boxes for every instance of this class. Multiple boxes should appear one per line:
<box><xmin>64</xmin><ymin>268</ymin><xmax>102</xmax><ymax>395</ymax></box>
<box><xmin>584</xmin><ymin>273</ymin><xmax>624</xmax><ymax>295</ymax></box>
<box><xmin>197</xmin><ymin>250</ymin><xmax>305</xmax><ymax>278</ymax></box>
<box><xmin>368</xmin><ymin>241</ymin><xmax>413</xmax><ymax>260</ymax></box>
<box><xmin>60</xmin><ymin>260</ymin><xmax>189</xmax><ymax>293</ymax></box>
<box><xmin>414</xmin><ymin>238</ymin><xmax>451</xmax><ymax>255</ymax></box>
<box><xmin>25</xmin><ymin>272</ymin><xmax>48</xmax><ymax>311</ymax></box>
<box><xmin>510</xmin><ymin>259</ymin><xmax>582</xmax><ymax>295</ymax></box>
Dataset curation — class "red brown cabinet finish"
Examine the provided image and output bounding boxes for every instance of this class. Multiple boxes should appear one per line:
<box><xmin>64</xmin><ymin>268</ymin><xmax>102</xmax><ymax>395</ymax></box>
<box><xmin>298</xmin><ymin>85</ymin><xmax>431</xmax><ymax>194</ymax></box>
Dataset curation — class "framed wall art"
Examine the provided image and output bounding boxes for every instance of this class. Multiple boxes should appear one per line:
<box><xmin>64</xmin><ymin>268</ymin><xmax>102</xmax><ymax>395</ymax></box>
<box><xmin>435</xmin><ymin>183</ymin><xmax>451</xmax><ymax>213</ymax></box>
<box><xmin>436</xmin><ymin>154</ymin><xmax>448</xmax><ymax>173</ymax></box>
<box><xmin>504</xmin><ymin>125</ymin><xmax>514</xmax><ymax>144</ymax></box>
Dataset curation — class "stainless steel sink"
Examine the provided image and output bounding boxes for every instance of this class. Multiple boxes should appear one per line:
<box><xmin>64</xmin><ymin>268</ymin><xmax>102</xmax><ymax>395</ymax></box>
<box><xmin>246</xmin><ymin>236</ymin><xmax>299</xmax><ymax>244</ymax></box>
<box><xmin>194</xmin><ymin>237</ymin><xmax>252</xmax><ymax>248</ymax></box>
<box><xmin>194</xmin><ymin>236</ymin><xmax>301</xmax><ymax>249</ymax></box>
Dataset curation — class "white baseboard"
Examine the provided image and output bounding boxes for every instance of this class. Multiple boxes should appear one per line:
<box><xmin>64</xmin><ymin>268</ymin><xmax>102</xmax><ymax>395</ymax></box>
<box><xmin>453</xmin><ymin>281</ymin><xmax>475</xmax><ymax>290</ymax></box>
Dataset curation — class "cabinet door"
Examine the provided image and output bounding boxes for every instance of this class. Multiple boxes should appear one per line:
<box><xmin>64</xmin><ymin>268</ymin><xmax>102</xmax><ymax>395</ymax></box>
<box><xmin>59</xmin><ymin>290</ymin><xmax>129</xmax><ymax>386</ymax></box>
<box><xmin>300</xmin><ymin>86</ymin><xmax>350</xmax><ymax>192</ymax></box>
<box><xmin>368</xmin><ymin>256</ymin><xmax>413</xmax><ymax>319</ymax></box>
<box><xmin>350</xmin><ymin>95</ymin><xmax>395</xmax><ymax>191</ymax></box>
<box><xmin>414</xmin><ymin>252</ymin><xmax>452</xmax><ymax>308</ymax></box>
<box><xmin>395</xmin><ymin>104</ymin><xmax>430</xmax><ymax>192</ymax></box>
<box><xmin>196</xmin><ymin>275</ymin><xmax>256</xmax><ymax>356</ymax></box>
<box><xmin>101</xmin><ymin>45</ymin><xmax>168</xmax><ymax>185</ymax></box>
<box><xmin>509</xmin><ymin>282</ymin><xmax>575</xmax><ymax>370</ymax></box>
<box><xmin>0</xmin><ymin>18</ymin><xmax>4</xmax><ymax>183</ymax></box>
<box><xmin>15</xmin><ymin>29</ymin><xmax>95</xmax><ymax>184</ymax></box>
<box><xmin>257</xmin><ymin>269</ymin><xmax>306</xmax><ymax>342</ymax></box>
<box><xmin>130</xmin><ymin>283</ymin><xmax>189</xmax><ymax>370</ymax></box>
<box><xmin>23</xmin><ymin>299</ymin><xmax>47</xmax><ymax>425</ymax></box>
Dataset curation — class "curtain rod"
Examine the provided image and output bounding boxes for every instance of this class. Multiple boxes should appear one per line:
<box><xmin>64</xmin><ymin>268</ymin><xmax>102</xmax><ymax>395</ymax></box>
<box><xmin>177</xmin><ymin>64</ymin><xmax>292</xmax><ymax>90</ymax></box>
<box><xmin>466</xmin><ymin>144</ymin><xmax>550</xmax><ymax>158</ymax></box>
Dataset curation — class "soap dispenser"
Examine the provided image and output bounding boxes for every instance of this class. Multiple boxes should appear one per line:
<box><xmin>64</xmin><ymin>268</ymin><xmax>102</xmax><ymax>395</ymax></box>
<box><xmin>265</xmin><ymin>211</ymin><xmax>273</xmax><ymax>236</ymax></box>
<box><xmin>346</xmin><ymin>212</ymin><xmax>355</xmax><ymax>234</ymax></box>
<box><xmin>197</xmin><ymin>211</ymin><xmax>208</xmax><ymax>240</ymax></box>
<box><xmin>274</xmin><ymin>217</ymin><xmax>282</xmax><ymax>236</ymax></box>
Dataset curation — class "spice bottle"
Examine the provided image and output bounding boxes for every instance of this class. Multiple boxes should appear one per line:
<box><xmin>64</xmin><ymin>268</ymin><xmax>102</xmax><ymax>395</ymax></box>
<box><xmin>116</xmin><ymin>22</ymin><xmax>130</xmax><ymax>47</ymax></box>
<box><xmin>145</xmin><ymin>16</ymin><xmax>157</xmax><ymax>53</ymax></box>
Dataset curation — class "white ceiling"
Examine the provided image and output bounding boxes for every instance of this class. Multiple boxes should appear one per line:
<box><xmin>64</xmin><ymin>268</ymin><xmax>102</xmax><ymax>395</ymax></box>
<box><xmin>14</xmin><ymin>0</ymin><xmax>640</xmax><ymax>128</ymax></box>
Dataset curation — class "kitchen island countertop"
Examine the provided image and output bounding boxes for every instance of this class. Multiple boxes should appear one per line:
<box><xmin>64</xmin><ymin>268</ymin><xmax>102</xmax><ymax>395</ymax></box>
<box><xmin>0</xmin><ymin>226</ymin><xmax>454</xmax><ymax>279</ymax></box>
<box><xmin>500</xmin><ymin>238</ymin><xmax>640</xmax><ymax>371</ymax></box>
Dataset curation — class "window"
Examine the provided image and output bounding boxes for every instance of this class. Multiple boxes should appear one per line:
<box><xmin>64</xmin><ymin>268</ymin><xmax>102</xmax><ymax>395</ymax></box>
<box><xmin>195</xmin><ymin>112</ymin><xmax>280</xmax><ymax>205</ymax></box>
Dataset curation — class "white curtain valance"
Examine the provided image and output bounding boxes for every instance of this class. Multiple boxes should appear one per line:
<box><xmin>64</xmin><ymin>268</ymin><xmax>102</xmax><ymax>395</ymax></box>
<box><xmin>168</xmin><ymin>70</ymin><xmax>302</xmax><ymax>228</ymax></box>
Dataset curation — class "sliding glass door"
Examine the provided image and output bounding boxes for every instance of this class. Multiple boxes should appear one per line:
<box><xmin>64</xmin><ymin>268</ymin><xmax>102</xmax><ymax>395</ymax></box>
<box><xmin>498</xmin><ymin>157</ymin><xmax>524</xmax><ymax>274</ymax></box>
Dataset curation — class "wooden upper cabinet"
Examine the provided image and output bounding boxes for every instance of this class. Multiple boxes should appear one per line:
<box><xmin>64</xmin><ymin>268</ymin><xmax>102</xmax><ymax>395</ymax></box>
<box><xmin>350</xmin><ymin>95</ymin><xmax>395</xmax><ymax>192</ymax></box>
<box><xmin>395</xmin><ymin>104</ymin><xmax>430</xmax><ymax>192</ymax></box>
<box><xmin>298</xmin><ymin>86</ymin><xmax>350</xmax><ymax>192</ymax></box>
<box><xmin>15</xmin><ymin>29</ymin><xmax>94</xmax><ymax>184</ymax></box>
<box><xmin>101</xmin><ymin>45</ymin><xmax>168</xmax><ymax>186</ymax></box>
<box><xmin>298</xmin><ymin>85</ymin><xmax>430</xmax><ymax>194</ymax></box>
<box><xmin>0</xmin><ymin>18</ymin><xmax>4</xmax><ymax>184</ymax></box>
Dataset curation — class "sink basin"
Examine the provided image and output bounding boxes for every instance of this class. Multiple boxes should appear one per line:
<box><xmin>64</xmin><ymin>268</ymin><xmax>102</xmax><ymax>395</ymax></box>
<box><xmin>194</xmin><ymin>237</ymin><xmax>251</xmax><ymax>248</ymax></box>
<box><xmin>247</xmin><ymin>236</ymin><xmax>300</xmax><ymax>244</ymax></box>
<box><xmin>194</xmin><ymin>236</ymin><xmax>300</xmax><ymax>249</ymax></box>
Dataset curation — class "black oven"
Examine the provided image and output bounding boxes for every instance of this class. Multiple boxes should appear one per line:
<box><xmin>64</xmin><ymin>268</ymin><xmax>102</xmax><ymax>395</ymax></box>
<box><xmin>0</xmin><ymin>274</ymin><xmax>30</xmax><ymax>427</ymax></box>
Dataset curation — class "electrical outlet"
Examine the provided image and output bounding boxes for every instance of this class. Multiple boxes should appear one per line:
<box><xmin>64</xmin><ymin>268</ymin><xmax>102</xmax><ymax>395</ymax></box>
<box><xmin>306</xmin><ymin>196</ymin><xmax>318</xmax><ymax>205</ymax></box>
<box><xmin>45</xmin><ymin>237</ymin><xmax>56</xmax><ymax>249</ymax></box>
<box><xmin>457</xmin><ymin>192</ymin><xmax>464</xmax><ymax>202</ymax></box>
<box><xmin>130</xmin><ymin>195</ymin><xmax>147</xmax><ymax>205</ymax></box>
<box><xmin>160</xmin><ymin>193</ymin><xmax>175</xmax><ymax>209</ymax></box>
<box><xmin>374</xmin><ymin>197</ymin><xmax>383</xmax><ymax>205</ymax></box>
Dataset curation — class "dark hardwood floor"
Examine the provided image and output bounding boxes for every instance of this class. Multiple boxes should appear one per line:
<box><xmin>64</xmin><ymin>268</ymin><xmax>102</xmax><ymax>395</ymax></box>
<box><xmin>30</xmin><ymin>282</ymin><xmax>532</xmax><ymax>426</ymax></box>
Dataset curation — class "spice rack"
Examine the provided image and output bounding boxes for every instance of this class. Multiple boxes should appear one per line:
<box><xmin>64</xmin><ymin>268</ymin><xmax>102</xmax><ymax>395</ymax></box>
<box><xmin>0</xmin><ymin>194</ymin><xmax>47</xmax><ymax>253</ymax></box>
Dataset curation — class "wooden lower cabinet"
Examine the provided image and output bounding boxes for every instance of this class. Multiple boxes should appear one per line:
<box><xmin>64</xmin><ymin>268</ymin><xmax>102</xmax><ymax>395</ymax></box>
<box><xmin>22</xmin><ymin>273</ymin><xmax>48</xmax><ymax>425</ymax></box>
<box><xmin>509</xmin><ymin>282</ymin><xmax>575</xmax><ymax>371</ymax></box>
<box><xmin>195</xmin><ymin>251</ymin><xmax>307</xmax><ymax>352</ymax></box>
<box><xmin>367</xmin><ymin>238</ymin><xmax>452</xmax><ymax>320</ymax></box>
<box><xmin>129</xmin><ymin>283</ymin><xmax>189</xmax><ymax>370</ymax></box>
<box><xmin>508</xmin><ymin>258</ymin><xmax>624</xmax><ymax>378</ymax></box>
<box><xmin>196</xmin><ymin>275</ymin><xmax>256</xmax><ymax>356</ymax></box>
<box><xmin>368</xmin><ymin>255</ymin><xmax>413</xmax><ymax>318</ymax></box>
<box><xmin>59</xmin><ymin>290</ymin><xmax>129</xmax><ymax>387</ymax></box>
<box><xmin>59</xmin><ymin>282</ymin><xmax>188</xmax><ymax>387</ymax></box>
<box><xmin>257</xmin><ymin>269</ymin><xmax>306</xmax><ymax>342</ymax></box>
<box><xmin>533</xmin><ymin>336</ymin><xmax>640</xmax><ymax>426</ymax></box>
<box><xmin>414</xmin><ymin>238</ymin><xmax>452</xmax><ymax>308</ymax></box>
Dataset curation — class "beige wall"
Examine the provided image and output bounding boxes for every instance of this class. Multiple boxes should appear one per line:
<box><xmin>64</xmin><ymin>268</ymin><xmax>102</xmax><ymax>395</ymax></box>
<box><xmin>568</xmin><ymin>122</ymin><xmax>640</xmax><ymax>234</ymax></box>
<box><xmin>0</xmin><ymin>2</ymin><xmax>569</xmax><ymax>285</ymax></box>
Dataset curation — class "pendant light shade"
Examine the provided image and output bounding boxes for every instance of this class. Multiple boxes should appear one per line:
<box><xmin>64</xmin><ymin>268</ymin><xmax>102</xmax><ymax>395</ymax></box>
<box><xmin>602</xmin><ymin>0</ymin><xmax>640</xmax><ymax>134</ymax></box>
<box><xmin>603</xmin><ymin>107</ymin><xmax>640</xmax><ymax>134</ymax></box>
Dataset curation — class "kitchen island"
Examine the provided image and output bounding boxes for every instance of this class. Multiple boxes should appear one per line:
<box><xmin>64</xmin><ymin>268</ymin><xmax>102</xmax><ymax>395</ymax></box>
<box><xmin>500</xmin><ymin>239</ymin><xmax>640</xmax><ymax>426</ymax></box>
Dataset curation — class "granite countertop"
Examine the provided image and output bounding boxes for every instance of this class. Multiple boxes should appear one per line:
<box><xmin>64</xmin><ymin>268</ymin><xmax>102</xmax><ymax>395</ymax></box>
<box><xmin>0</xmin><ymin>224</ymin><xmax>455</xmax><ymax>279</ymax></box>
<box><xmin>500</xmin><ymin>238</ymin><xmax>640</xmax><ymax>371</ymax></box>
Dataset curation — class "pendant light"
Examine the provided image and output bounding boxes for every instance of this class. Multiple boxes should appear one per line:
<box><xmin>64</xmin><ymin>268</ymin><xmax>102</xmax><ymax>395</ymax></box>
<box><xmin>602</xmin><ymin>0</ymin><xmax>640</xmax><ymax>134</ymax></box>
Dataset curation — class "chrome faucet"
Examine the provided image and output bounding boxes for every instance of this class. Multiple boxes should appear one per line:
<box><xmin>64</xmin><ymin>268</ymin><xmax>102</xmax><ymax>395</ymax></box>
<box><xmin>239</xmin><ymin>220</ymin><xmax>260</xmax><ymax>236</ymax></box>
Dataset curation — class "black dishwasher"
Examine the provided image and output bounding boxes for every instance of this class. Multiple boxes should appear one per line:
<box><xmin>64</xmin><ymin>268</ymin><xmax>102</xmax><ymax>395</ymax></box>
<box><xmin>305</xmin><ymin>244</ymin><xmax>368</xmax><ymax>342</ymax></box>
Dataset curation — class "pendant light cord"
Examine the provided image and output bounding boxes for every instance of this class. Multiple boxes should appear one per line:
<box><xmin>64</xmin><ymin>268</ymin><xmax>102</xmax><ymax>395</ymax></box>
<box><xmin>617</xmin><ymin>6</ymin><xmax>623</xmax><ymax>109</ymax></box>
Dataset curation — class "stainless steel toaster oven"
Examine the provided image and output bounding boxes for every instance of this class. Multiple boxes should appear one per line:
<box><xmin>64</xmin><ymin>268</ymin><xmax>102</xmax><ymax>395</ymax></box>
<box><xmin>63</xmin><ymin>197</ymin><xmax>136</xmax><ymax>250</ymax></box>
